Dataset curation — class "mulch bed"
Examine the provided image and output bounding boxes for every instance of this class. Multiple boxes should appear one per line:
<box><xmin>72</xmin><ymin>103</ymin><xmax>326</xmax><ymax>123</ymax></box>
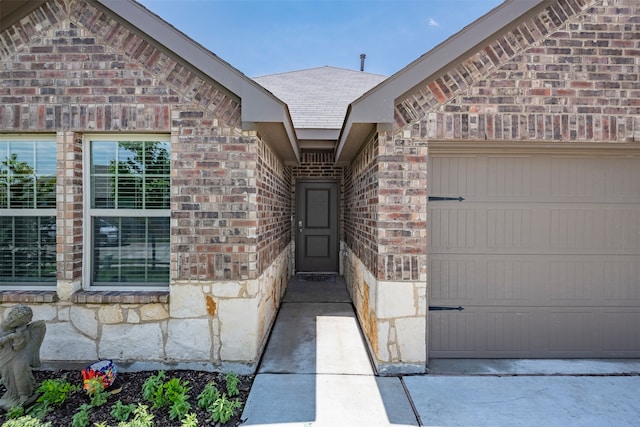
<box><xmin>3</xmin><ymin>370</ymin><xmax>254</xmax><ymax>426</ymax></box>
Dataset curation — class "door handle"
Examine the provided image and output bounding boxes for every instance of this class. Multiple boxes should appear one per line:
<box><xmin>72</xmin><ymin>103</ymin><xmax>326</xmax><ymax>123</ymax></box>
<box><xmin>298</xmin><ymin>220</ymin><xmax>302</xmax><ymax>232</ymax></box>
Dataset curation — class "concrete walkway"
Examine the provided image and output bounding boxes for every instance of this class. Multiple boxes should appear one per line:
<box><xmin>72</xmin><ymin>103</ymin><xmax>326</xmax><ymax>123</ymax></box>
<box><xmin>240</xmin><ymin>276</ymin><xmax>640</xmax><ymax>426</ymax></box>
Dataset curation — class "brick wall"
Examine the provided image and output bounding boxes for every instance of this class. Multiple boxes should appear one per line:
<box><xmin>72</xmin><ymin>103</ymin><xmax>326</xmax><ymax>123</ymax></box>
<box><xmin>56</xmin><ymin>132</ymin><xmax>83</xmax><ymax>285</ymax></box>
<box><xmin>395</xmin><ymin>0</ymin><xmax>640</xmax><ymax>142</ymax></box>
<box><xmin>257</xmin><ymin>138</ymin><xmax>292</xmax><ymax>273</ymax></box>
<box><xmin>344</xmin><ymin>133</ymin><xmax>427</xmax><ymax>282</ymax></box>
<box><xmin>0</xmin><ymin>0</ymin><xmax>264</xmax><ymax>282</ymax></box>
<box><xmin>344</xmin><ymin>135</ymin><xmax>378</xmax><ymax>277</ymax></box>
<box><xmin>376</xmin><ymin>133</ymin><xmax>427</xmax><ymax>281</ymax></box>
<box><xmin>171</xmin><ymin>118</ymin><xmax>258</xmax><ymax>281</ymax></box>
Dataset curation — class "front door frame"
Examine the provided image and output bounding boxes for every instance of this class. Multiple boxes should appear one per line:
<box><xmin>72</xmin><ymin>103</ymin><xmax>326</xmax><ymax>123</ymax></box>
<box><xmin>295</xmin><ymin>180</ymin><xmax>340</xmax><ymax>273</ymax></box>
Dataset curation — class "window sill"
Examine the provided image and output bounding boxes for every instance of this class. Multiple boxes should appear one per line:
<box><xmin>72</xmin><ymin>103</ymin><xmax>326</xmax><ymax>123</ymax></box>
<box><xmin>71</xmin><ymin>291</ymin><xmax>169</xmax><ymax>304</ymax></box>
<box><xmin>0</xmin><ymin>291</ymin><xmax>58</xmax><ymax>303</ymax></box>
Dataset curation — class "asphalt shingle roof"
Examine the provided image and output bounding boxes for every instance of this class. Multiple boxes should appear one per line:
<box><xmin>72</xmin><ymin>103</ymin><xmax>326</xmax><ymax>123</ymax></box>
<box><xmin>254</xmin><ymin>66</ymin><xmax>387</xmax><ymax>130</ymax></box>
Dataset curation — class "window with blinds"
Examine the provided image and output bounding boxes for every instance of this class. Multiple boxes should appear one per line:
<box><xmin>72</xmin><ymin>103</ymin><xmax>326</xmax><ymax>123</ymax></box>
<box><xmin>0</xmin><ymin>139</ymin><xmax>57</xmax><ymax>287</ymax></box>
<box><xmin>87</xmin><ymin>137</ymin><xmax>170</xmax><ymax>288</ymax></box>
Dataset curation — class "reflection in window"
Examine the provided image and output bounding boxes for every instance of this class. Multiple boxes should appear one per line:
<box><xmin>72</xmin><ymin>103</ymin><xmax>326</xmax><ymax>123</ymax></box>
<box><xmin>91</xmin><ymin>140</ymin><xmax>170</xmax><ymax>209</ymax></box>
<box><xmin>89</xmin><ymin>138</ymin><xmax>170</xmax><ymax>288</ymax></box>
<box><xmin>92</xmin><ymin>217</ymin><xmax>170</xmax><ymax>286</ymax></box>
<box><xmin>0</xmin><ymin>139</ymin><xmax>56</xmax><ymax>286</ymax></box>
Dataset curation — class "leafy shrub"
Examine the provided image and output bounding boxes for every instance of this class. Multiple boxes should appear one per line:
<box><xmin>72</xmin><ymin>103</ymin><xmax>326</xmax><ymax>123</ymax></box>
<box><xmin>117</xmin><ymin>404</ymin><xmax>154</xmax><ymax>427</ymax></box>
<box><xmin>110</xmin><ymin>400</ymin><xmax>137</xmax><ymax>423</ymax></box>
<box><xmin>141</xmin><ymin>371</ymin><xmax>165</xmax><ymax>403</ymax></box>
<box><xmin>209</xmin><ymin>393</ymin><xmax>241</xmax><ymax>425</ymax></box>
<box><xmin>1</xmin><ymin>415</ymin><xmax>51</xmax><ymax>427</ymax></box>
<box><xmin>196</xmin><ymin>383</ymin><xmax>220</xmax><ymax>409</ymax></box>
<box><xmin>141</xmin><ymin>373</ymin><xmax>191</xmax><ymax>421</ymax></box>
<box><xmin>225</xmin><ymin>372</ymin><xmax>240</xmax><ymax>397</ymax></box>
<box><xmin>71</xmin><ymin>404</ymin><xmax>91</xmax><ymax>427</ymax></box>
<box><xmin>27</xmin><ymin>378</ymin><xmax>79</xmax><ymax>419</ymax></box>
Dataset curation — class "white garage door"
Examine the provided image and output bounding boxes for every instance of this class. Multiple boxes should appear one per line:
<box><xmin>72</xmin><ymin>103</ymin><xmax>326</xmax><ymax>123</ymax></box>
<box><xmin>428</xmin><ymin>149</ymin><xmax>640</xmax><ymax>358</ymax></box>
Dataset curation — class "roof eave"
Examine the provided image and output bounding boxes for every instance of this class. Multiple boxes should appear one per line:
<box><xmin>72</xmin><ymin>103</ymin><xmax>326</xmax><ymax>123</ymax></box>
<box><xmin>336</xmin><ymin>0</ymin><xmax>547</xmax><ymax>163</ymax></box>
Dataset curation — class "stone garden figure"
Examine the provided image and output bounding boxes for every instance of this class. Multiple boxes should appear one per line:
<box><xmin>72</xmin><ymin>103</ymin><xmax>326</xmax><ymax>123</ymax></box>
<box><xmin>0</xmin><ymin>305</ymin><xmax>46</xmax><ymax>410</ymax></box>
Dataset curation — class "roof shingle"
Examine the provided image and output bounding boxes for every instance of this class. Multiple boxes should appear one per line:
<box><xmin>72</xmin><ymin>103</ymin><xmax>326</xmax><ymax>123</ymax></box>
<box><xmin>254</xmin><ymin>66</ymin><xmax>387</xmax><ymax>130</ymax></box>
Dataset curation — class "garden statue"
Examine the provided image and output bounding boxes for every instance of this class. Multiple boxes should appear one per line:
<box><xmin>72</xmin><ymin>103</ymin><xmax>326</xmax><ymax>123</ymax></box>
<box><xmin>0</xmin><ymin>305</ymin><xmax>46</xmax><ymax>410</ymax></box>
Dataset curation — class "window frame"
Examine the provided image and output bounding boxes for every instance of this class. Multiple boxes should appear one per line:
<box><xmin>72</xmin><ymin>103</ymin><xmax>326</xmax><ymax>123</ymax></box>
<box><xmin>0</xmin><ymin>134</ymin><xmax>57</xmax><ymax>290</ymax></box>
<box><xmin>83</xmin><ymin>134</ymin><xmax>171</xmax><ymax>291</ymax></box>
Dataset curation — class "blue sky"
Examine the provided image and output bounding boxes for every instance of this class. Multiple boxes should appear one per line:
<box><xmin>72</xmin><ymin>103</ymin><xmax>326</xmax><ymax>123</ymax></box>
<box><xmin>137</xmin><ymin>0</ymin><xmax>504</xmax><ymax>77</ymax></box>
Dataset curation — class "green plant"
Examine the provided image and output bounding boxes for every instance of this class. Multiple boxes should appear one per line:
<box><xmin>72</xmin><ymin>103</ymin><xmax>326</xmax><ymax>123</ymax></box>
<box><xmin>35</xmin><ymin>378</ymin><xmax>79</xmax><ymax>406</ymax></box>
<box><xmin>71</xmin><ymin>404</ymin><xmax>91</xmax><ymax>427</ymax></box>
<box><xmin>0</xmin><ymin>415</ymin><xmax>52</xmax><ymax>427</ymax></box>
<box><xmin>161</xmin><ymin>378</ymin><xmax>191</xmax><ymax>421</ymax></box>
<box><xmin>209</xmin><ymin>394</ymin><xmax>241</xmax><ymax>425</ymax></box>
<box><xmin>196</xmin><ymin>383</ymin><xmax>220</xmax><ymax>409</ymax></box>
<box><xmin>141</xmin><ymin>371</ymin><xmax>165</xmax><ymax>403</ymax></box>
<box><xmin>225</xmin><ymin>371</ymin><xmax>240</xmax><ymax>397</ymax></box>
<box><xmin>25</xmin><ymin>402</ymin><xmax>50</xmax><ymax>420</ymax></box>
<box><xmin>180</xmin><ymin>413</ymin><xmax>198</xmax><ymax>427</ymax></box>
<box><xmin>85</xmin><ymin>378</ymin><xmax>109</xmax><ymax>407</ymax></box>
<box><xmin>5</xmin><ymin>405</ymin><xmax>24</xmax><ymax>420</ymax></box>
<box><xmin>141</xmin><ymin>373</ymin><xmax>191</xmax><ymax>421</ymax></box>
<box><xmin>110</xmin><ymin>400</ymin><xmax>137</xmax><ymax>422</ymax></box>
<box><xmin>117</xmin><ymin>404</ymin><xmax>155</xmax><ymax>427</ymax></box>
<box><xmin>27</xmin><ymin>378</ymin><xmax>79</xmax><ymax>418</ymax></box>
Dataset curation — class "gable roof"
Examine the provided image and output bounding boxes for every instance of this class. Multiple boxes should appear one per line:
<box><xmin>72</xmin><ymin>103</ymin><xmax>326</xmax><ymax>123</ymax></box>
<box><xmin>335</xmin><ymin>0</ymin><xmax>548</xmax><ymax>162</ymax></box>
<box><xmin>255</xmin><ymin>66</ymin><xmax>386</xmax><ymax>152</ymax></box>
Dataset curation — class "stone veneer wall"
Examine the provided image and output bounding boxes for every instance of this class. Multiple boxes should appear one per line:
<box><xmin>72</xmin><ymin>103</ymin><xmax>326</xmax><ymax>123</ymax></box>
<box><xmin>0</xmin><ymin>0</ymin><xmax>291</xmax><ymax>371</ymax></box>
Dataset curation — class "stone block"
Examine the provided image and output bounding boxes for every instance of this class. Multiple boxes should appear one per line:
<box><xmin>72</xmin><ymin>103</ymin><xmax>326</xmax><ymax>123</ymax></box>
<box><xmin>31</xmin><ymin>304</ymin><xmax>57</xmax><ymax>322</ymax></box>
<box><xmin>57</xmin><ymin>279</ymin><xmax>81</xmax><ymax>300</ymax></box>
<box><xmin>100</xmin><ymin>323</ymin><xmax>164</xmax><ymax>360</ymax></box>
<box><xmin>212</xmin><ymin>281</ymin><xmax>243</xmax><ymax>298</ymax></box>
<box><xmin>41</xmin><ymin>322</ymin><xmax>97</xmax><ymax>361</ymax></box>
<box><xmin>139</xmin><ymin>303</ymin><xmax>169</xmax><ymax>321</ymax></box>
<box><xmin>218</xmin><ymin>298</ymin><xmax>259</xmax><ymax>361</ymax></box>
<box><xmin>98</xmin><ymin>305</ymin><xmax>123</xmax><ymax>324</ymax></box>
<box><xmin>70</xmin><ymin>306</ymin><xmax>98</xmax><ymax>339</ymax></box>
<box><xmin>166</xmin><ymin>318</ymin><xmax>211</xmax><ymax>361</ymax></box>
<box><xmin>127</xmin><ymin>310</ymin><xmax>140</xmax><ymax>323</ymax></box>
<box><xmin>394</xmin><ymin>317</ymin><xmax>426</xmax><ymax>363</ymax></box>
<box><xmin>377</xmin><ymin>281</ymin><xmax>419</xmax><ymax>318</ymax></box>
<box><xmin>170</xmin><ymin>284</ymin><xmax>207</xmax><ymax>318</ymax></box>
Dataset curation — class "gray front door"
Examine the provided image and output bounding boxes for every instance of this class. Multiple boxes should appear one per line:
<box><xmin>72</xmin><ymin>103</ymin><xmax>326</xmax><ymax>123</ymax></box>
<box><xmin>295</xmin><ymin>181</ymin><xmax>339</xmax><ymax>273</ymax></box>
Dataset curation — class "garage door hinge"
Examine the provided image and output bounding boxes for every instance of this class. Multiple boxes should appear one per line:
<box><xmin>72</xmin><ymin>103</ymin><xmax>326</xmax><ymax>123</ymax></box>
<box><xmin>428</xmin><ymin>196</ymin><xmax>465</xmax><ymax>202</ymax></box>
<box><xmin>429</xmin><ymin>306</ymin><xmax>465</xmax><ymax>311</ymax></box>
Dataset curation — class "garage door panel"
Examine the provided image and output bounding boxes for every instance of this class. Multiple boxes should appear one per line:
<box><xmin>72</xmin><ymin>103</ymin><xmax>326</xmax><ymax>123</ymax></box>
<box><xmin>431</xmin><ymin>205</ymin><xmax>640</xmax><ymax>255</ymax></box>
<box><xmin>428</xmin><ymin>152</ymin><xmax>640</xmax><ymax>358</ymax></box>
<box><xmin>600</xmin><ymin>311</ymin><xmax>640</xmax><ymax>353</ymax></box>
<box><xmin>544</xmin><ymin>310</ymin><xmax>600</xmax><ymax>352</ymax></box>
<box><xmin>487</xmin><ymin>156</ymin><xmax>533</xmax><ymax>197</ymax></box>
<box><xmin>551</xmin><ymin>157</ymin><xmax>640</xmax><ymax>202</ymax></box>
<box><xmin>430</xmin><ymin>308</ymin><xmax>640</xmax><ymax>358</ymax></box>
<box><xmin>431</xmin><ymin>255</ymin><xmax>640</xmax><ymax>307</ymax></box>
<box><xmin>430</xmin><ymin>156</ymin><xmax>479</xmax><ymax>198</ymax></box>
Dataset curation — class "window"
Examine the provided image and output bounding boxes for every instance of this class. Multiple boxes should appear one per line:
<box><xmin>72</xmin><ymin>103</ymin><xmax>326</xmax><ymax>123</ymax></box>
<box><xmin>0</xmin><ymin>138</ymin><xmax>56</xmax><ymax>287</ymax></box>
<box><xmin>86</xmin><ymin>136</ymin><xmax>170</xmax><ymax>289</ymax></box>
